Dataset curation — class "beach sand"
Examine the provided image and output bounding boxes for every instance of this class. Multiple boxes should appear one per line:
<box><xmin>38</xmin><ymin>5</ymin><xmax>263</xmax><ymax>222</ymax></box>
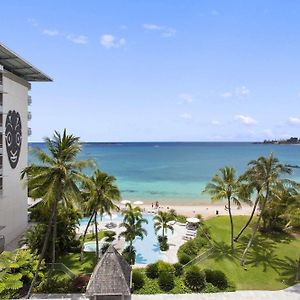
<box><xmin>138</xmin><ymin>202</ymin><xmax>254</xmax><ymax>219</ymax></box>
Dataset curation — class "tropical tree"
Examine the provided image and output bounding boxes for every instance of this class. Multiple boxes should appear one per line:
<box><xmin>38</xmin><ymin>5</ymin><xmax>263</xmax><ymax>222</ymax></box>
<box><xmin>21</xmin><ymin>129</ymin><xmax>93</xmax><ymax>298</ymax></box>
<box><xmin>240</xmin><ymin>154</ymin><xmax>292</xmax><ymax>266</ymax></box>
<box><xmin>154</xmin><ymin>211</ymin><xmax>174</xmax><ymax>238</ymax></box>
<box><xmin>80</xmin><ymin>170</ymin><xmax>121</xmax><ymax>261</ymax></box>
<box><xmin>0</xmin><ymin>250</ymin><xmax>42</xmax><ymax>299</ymax></box>
<box><xmin>204</xmin><ymin>166</ymin><xmax>249</xmax><ymax>253</ymax></box>
<box><xmin>234</xmin><ymin>179</ymin><xmax>264</xmax><ymax>241</ymax></box>
<box><xmin>119</xmin><ymin>204</ymin><xmax>148</xmax><ymax>264</ymax></box>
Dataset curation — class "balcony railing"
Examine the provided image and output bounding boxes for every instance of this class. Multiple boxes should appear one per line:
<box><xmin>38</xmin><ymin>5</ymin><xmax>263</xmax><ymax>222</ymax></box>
<box><xmin>28</xmin><ymin>96</ymin><xmax>32</xmax><ymax>106</ymax></box>
<box><xmin>28</xmin><ymin>127</ymin><xmax>32</xmax><ymax>136</ymax></box>
<box><xmin>28</xmin><ymin>111</ymin><xmax>32</xmax><ymax>120</ymax></box>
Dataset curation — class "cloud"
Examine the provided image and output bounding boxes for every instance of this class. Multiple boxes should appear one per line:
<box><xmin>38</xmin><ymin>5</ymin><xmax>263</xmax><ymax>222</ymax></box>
<box><xmin>235</xmin><ymin>114</ymin><xmax>257</xmax><ymax>125</ymax></box>
<box><xmin>28</xmin><ymin>18</ymin><xmax>39</xmax><ymax>27</ymax></box>
<box><xmin>143</xmin><ymin>24</ymin><xmax>176</xmax><ymax>37</ymax></box>
<box><xmin>211</xmin><ymin>120</ymin><xmax>221</xmax><ymax>125</ymax></box>
<box><xmin>42</xmin><ymin>29</ymin><xmax>60</xmax><ymax>36</ymax></box>
<box><xmin>100</xmin><ymin>34</ymin><xmax>126</xmax><ymax>49</ymax></box>
<box><xmin>67</xmin><ymin>34</ymin><xmax>88</xmax><ymax>44</ymax></box>
<box><xmin>221</xmin><ymin>86</ymin><xmax>250</xmax><ymax>99</ymax></box>
<box><xmin>180</xmin><ymin>113</ymin><xmax>192</xmax><ymax>120</ymax></box>
<box><xmin>178</xmin><ymin>93</ymin><xmax>194</xmax><ymax>104</ymax></box>
<box><xmin>288</xmin><ymin>117</ymin><xmax>300</xmax><ymax>125</ymax></box>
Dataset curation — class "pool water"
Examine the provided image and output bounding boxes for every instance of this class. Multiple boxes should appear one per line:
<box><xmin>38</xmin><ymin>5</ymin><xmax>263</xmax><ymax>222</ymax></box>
<box><xmin>80</xmin><ymin>213</ymin><xmax>173</xmax><ymax>264</ymax></box>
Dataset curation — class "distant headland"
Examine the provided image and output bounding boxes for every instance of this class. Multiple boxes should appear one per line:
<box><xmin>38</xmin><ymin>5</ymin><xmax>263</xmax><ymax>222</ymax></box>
<box><xmin>254</xmin><ymin>137</ymin><xmax>300</xmax><ymax>145</ymax></box>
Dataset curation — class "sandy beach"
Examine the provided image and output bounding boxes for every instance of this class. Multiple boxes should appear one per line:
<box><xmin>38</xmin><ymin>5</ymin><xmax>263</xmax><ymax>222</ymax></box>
<box><xmin>137</xmin><ymin>202</ymin><xmax>254</xmax><ymax>219</ymax></box>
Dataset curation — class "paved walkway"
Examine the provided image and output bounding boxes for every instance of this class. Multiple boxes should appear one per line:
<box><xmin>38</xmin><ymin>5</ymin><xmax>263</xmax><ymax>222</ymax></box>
<box><xmin>133</xmin><ymin>284</ymin><xmax>300</xmax><ymax>300</ymax></box>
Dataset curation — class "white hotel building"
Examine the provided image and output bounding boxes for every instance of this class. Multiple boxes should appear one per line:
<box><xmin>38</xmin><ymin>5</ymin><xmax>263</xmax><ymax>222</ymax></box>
<box><xmin>0</xmin><ymin>43</ymin><xmax>52</xmax><ymax>252</ymax></box>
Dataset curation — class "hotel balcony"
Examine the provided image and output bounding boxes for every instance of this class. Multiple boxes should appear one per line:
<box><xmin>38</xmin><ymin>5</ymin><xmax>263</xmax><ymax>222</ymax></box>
<box><xmin>28</xmin><ymin>127</ymin><xmax>32</xmax><ymax>136</ymax></box>
<box><xmin>28</xmin><ymin>95</ymin><xmax>32</xmax><ymax>106</ymax></box>
<box><xmin>28</xmin><ymin>111</ymin><xmax>32</xmax><ymax>120</ymax></box>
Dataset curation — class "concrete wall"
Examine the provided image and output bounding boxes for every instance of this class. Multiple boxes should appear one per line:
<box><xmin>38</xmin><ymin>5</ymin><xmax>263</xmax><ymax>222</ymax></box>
<box><xmin>0</xmin><ymin>71</ymin><xmax>29</xmax><ymax>245</ymax></box>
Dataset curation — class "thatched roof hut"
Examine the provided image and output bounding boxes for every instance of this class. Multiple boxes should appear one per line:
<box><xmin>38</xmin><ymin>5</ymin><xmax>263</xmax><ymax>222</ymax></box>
<box><xmin>86</xmin><ymin>244</ymin><xmax>132</xmax><ymax>300</ymax></box>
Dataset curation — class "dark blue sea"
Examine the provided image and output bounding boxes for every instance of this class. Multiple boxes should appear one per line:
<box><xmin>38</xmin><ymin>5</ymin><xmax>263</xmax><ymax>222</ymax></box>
<box><xmin>29</xmin><ymin>142</ymin><xmax>300</xmax><ymax>204</ymax></box>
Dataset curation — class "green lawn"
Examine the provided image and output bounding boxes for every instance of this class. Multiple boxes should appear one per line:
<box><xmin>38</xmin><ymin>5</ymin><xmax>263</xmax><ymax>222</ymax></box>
<box><xmin>58</xmin><ymin>252</ymin><xmax>96</xmax><ymax>275</ymax></box>
<box><xmin>199</xmin><ymin>216</ymin><xmax>300</xmax><ymax>290</ymax></box>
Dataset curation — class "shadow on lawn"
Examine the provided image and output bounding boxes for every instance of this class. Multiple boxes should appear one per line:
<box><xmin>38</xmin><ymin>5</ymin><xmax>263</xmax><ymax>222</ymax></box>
<box><xmin>275</xmin><ymin>256</ymin><xmax>299</xmax><ymax>286</ymax></box>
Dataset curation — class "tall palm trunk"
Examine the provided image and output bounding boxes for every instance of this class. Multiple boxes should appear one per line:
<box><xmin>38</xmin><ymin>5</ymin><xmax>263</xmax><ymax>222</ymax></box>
<box><xmin>234</xmin><ymin>197</ymin><xmax>259</xmax><ymax>242</ymax></box>
<box><xmin>80</xmin><ymin>211</ymin><xmax>95</xmax><ymax>262</ymax></box>
<box><xmin>94</xmin><ymin>211</ymin><xmax>99</xmax><ymax>261</ymax></box>
<box><xmin>240</xmin><ymin>186</ymin><xmax>269</xmax><ymax>266</ymax></box>
<box><xmin>227</xmin><ymin>197</ymin><xmax>234</xmax><ymax>253</ymax></box>
<box><xmin>26</xmin><ymin>199</ymin><xmax>57</xmax><ymax>298</ymax></box>
<box><xmin>52</xmin><ymin>210</ymin><xmax>57</xmax><ymax>268</ymax></box>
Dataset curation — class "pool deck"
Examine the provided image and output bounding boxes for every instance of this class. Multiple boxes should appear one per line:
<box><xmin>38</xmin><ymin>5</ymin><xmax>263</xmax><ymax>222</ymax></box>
<box><xmin>77</xmin><ymin>215</ymin><xmax>188</xmax><ymax>265</ymax></box>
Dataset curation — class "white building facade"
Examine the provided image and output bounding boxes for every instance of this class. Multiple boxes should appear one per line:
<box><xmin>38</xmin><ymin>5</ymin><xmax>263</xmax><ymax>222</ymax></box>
<box><xmin>0</xmin><ymin>44</ymin><xmax>51</xmax><ymax>251</ymax></box>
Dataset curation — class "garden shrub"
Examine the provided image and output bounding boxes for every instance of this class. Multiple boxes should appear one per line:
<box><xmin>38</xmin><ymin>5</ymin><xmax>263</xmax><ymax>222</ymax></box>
<box><xmin>178</xmin><ymin>253</ymin><xmax>192</xmax><ymax>265</ymax></box>
<box><xmin>204</xmin><ymin>269</ymin><xmax>228</xmax><ymax>290</ymax></box>
<box><xmin>146</xmin><ymin>263</ymin><xmax>159</xmax><ymax>279</ymax></box>
<box><xmin>202</xmin><ymin>282</ymin><xmax>220</xmax><ymax>293</ymax></box>
<box><xmin>158</xmin><ymin>272</ymin><xmax>174</xmax><ymax>291</ymax></box>
<box><xmin>173</xmin><ymin>263</ymin><xmax>183</xmax><ymax>276</ymax></box>
<box><xmin>72</xmin><ymin>275</ymin><xmax>90</xmax><ymax>292</ymax></box>
<box><xmin>176</xmin><ymin>215</ymin><xmax>187</xmax><ymax>223</ymax></box>
<box><xmin>184</xmin><ymin>266</ymin><xmax>205</xmax><ymax>291</ymax></box>
<box><xmin>132</xmin><ymin>270</ymin><xmax>145</xmax><ymax>290</ymax></box>
<box><xmin>179</xmin><ymin>240</ymin><xmax>198</xmax><ymax>257</ymax></box>
<box><xmin>157</xmin><ymin>260</ymin><xmax>175</xmax><ymax>274</ymax></box>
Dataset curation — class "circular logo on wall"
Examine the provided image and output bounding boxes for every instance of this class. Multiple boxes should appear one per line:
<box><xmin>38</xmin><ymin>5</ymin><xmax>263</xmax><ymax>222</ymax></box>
<box><xmin>5</xmin><ymin>110</ymin><xmax>22</xmax><ymax>169</ymax></box>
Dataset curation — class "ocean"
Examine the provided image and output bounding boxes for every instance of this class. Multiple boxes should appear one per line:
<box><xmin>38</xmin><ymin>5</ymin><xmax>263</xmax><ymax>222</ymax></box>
<box><xmin>29</xmin><ymin>142</ymin><xmax>300</xmax><ymax>204</ymax></box>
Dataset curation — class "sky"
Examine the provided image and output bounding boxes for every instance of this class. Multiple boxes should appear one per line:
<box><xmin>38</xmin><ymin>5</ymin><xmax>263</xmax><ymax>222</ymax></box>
<box><xmin>1</xmin><ymin>0</ymin><xmax>300</xmax><ymax>142</ymax></box>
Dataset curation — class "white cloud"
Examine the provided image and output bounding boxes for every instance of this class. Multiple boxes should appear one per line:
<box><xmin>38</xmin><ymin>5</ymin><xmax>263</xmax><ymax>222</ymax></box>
<box><xmin>221</xmin><ymin>86</ymin><xmax>250</xmax><ymax>99</ymax></box>
<box><xmin>235</xmin><ymin>114</ymin><xmax>257</xmax><ymax>125</ymax></box>
<box><xmin>180</xmin><ymin>113</ymin><xmax>192</xmax><ymax>120</ymax></box>
<box><xmin>235</xmin><ymin>86</ymin><xmax>250</xmax><ymax>97</ymax></box>
<box><xmin>28</xmin><ymin>18</ymin><xmax>38</xmax><ymax>27</ymax></box>
<box><xmin>211</xmin><ymin>120</ymin><xmax>221</xmax><ymax>125</ymax></box>
<box><xmin>221</xmin><ymin>92</ymin><xmax>233</xmax><ymax>98</ymax></box>
<box><xmin>143</xmin><ymin>24</ymin><xmax>176</xmax><ymax>37</ymax></box>
<box><xmin>288</xmin><ymin>117</ymin><xmax>300</xmax><ymax>125</ymax></box>
<box><xmin>100</xmin><ymin>34</ymin><xmax>126</xmax><ymax>49</ymax></box>
<box><xmin>67</xmin><ymin>34</ymin><xmax>88</xmax><ymax>44</ymax></box>
<box><xmin>178</xmin><ymin>93</ymin><xmax>194</xmax><ymax>104</ymax></box>
<box><xmin>42</xmin><ymin>29</ymin><xmax>60</xmax><ymax>36</ymax></box>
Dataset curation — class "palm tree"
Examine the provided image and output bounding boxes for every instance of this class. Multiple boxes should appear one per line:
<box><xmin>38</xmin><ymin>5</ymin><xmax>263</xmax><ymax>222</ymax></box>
<box><xmin>204</xmin><ymin>167</ymin><xmax>246</xmax><ymax>253</ymax></box>
<box><xmin>80</xmin><ymin>170</ymin><xmax>120</xmax><ymax>261</ymax></box>
<box><xmin>240</xmin><ymin>154</ymin><xmax>292</xmax><ymax>266</ymax></box>
<box><xmin>21</xmin><ymin>130</ymin><xmax>93</xmax><ymax>298</ymax></box>
<box><xmin>234</xmin><ymin>181</ymin><xmax>263</xmax><ymax>241</ymax></box>
<box><xmin>153</xmin><ymin>211</ymin><xmax>174</xmax><ymax>238</ymax></box>
<box><xmin>119</xmin><ymin>204</ymin><xmax>148</xmax><ymax>264</ymax></box>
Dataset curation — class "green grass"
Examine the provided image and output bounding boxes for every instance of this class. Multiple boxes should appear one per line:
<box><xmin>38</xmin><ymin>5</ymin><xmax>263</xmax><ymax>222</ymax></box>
<box><xmin>58</xmin><ymin>252</ymin><xmax>96</xmax><ymax>276</ymax></box>
<box><xmin>199</xmin><ymin>216</ymin><xmax>300</xmax><ymax>290</ymax></box>
<box><xmin>80</xmin><ymin>230</ymin><xmax>105</xmax><ymax>242</ymax></box>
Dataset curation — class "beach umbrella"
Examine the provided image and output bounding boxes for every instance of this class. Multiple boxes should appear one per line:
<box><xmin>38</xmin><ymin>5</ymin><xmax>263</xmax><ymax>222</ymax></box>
<box><xmin>133</xmin><ymin>200</ymin><xmax>144</xmax><ymax>205</ymax></box>
<box><xmin>186</xmin><ymin>217</ymin><xmax>200</xmax><ymax>223</ymax></box>
<box><xmin>121</xmin><ymin>200</ymin><xmax>131</xmax><ymax>205</ymax></box>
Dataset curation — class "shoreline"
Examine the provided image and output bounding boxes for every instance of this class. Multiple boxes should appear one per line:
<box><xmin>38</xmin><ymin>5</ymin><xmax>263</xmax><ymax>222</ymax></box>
<box><xmin>131</xmin><ymin>202</ymin><xmax>254</xmax><ymax>219</ymax></box>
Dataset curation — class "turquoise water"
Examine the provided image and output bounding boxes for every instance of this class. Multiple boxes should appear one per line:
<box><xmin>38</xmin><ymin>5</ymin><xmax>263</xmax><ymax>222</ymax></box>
<box><xmin>29</xmin><ymin>142</ymin><xmax>300</xmax><ymax>203</ymax></box>
<box><xmin>80</xmin><ymin>214</ymin><xmax>168</xmax><ymax>264</ymax></box>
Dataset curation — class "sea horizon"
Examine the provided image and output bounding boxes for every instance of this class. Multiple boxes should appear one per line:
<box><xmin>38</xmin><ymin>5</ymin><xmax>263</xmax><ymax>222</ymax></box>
<box><xmin>29</xmin><ymin>142</ymin><xmax>300</xmax><ymax>204</ymax></box>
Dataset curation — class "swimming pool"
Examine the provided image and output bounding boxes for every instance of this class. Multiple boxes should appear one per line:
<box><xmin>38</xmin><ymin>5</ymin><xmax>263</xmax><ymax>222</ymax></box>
<box><xmin>80</xmin><ymin>213</ymin><xmax>174</xmax><ymax>264</ymax></box>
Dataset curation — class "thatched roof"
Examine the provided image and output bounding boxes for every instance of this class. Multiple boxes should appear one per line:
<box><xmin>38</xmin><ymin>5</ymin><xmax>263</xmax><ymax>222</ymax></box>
<box><xmin>86</xmin><ymin>244</ymin><xmax>132</xmax><ymax>297</ymax></box>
